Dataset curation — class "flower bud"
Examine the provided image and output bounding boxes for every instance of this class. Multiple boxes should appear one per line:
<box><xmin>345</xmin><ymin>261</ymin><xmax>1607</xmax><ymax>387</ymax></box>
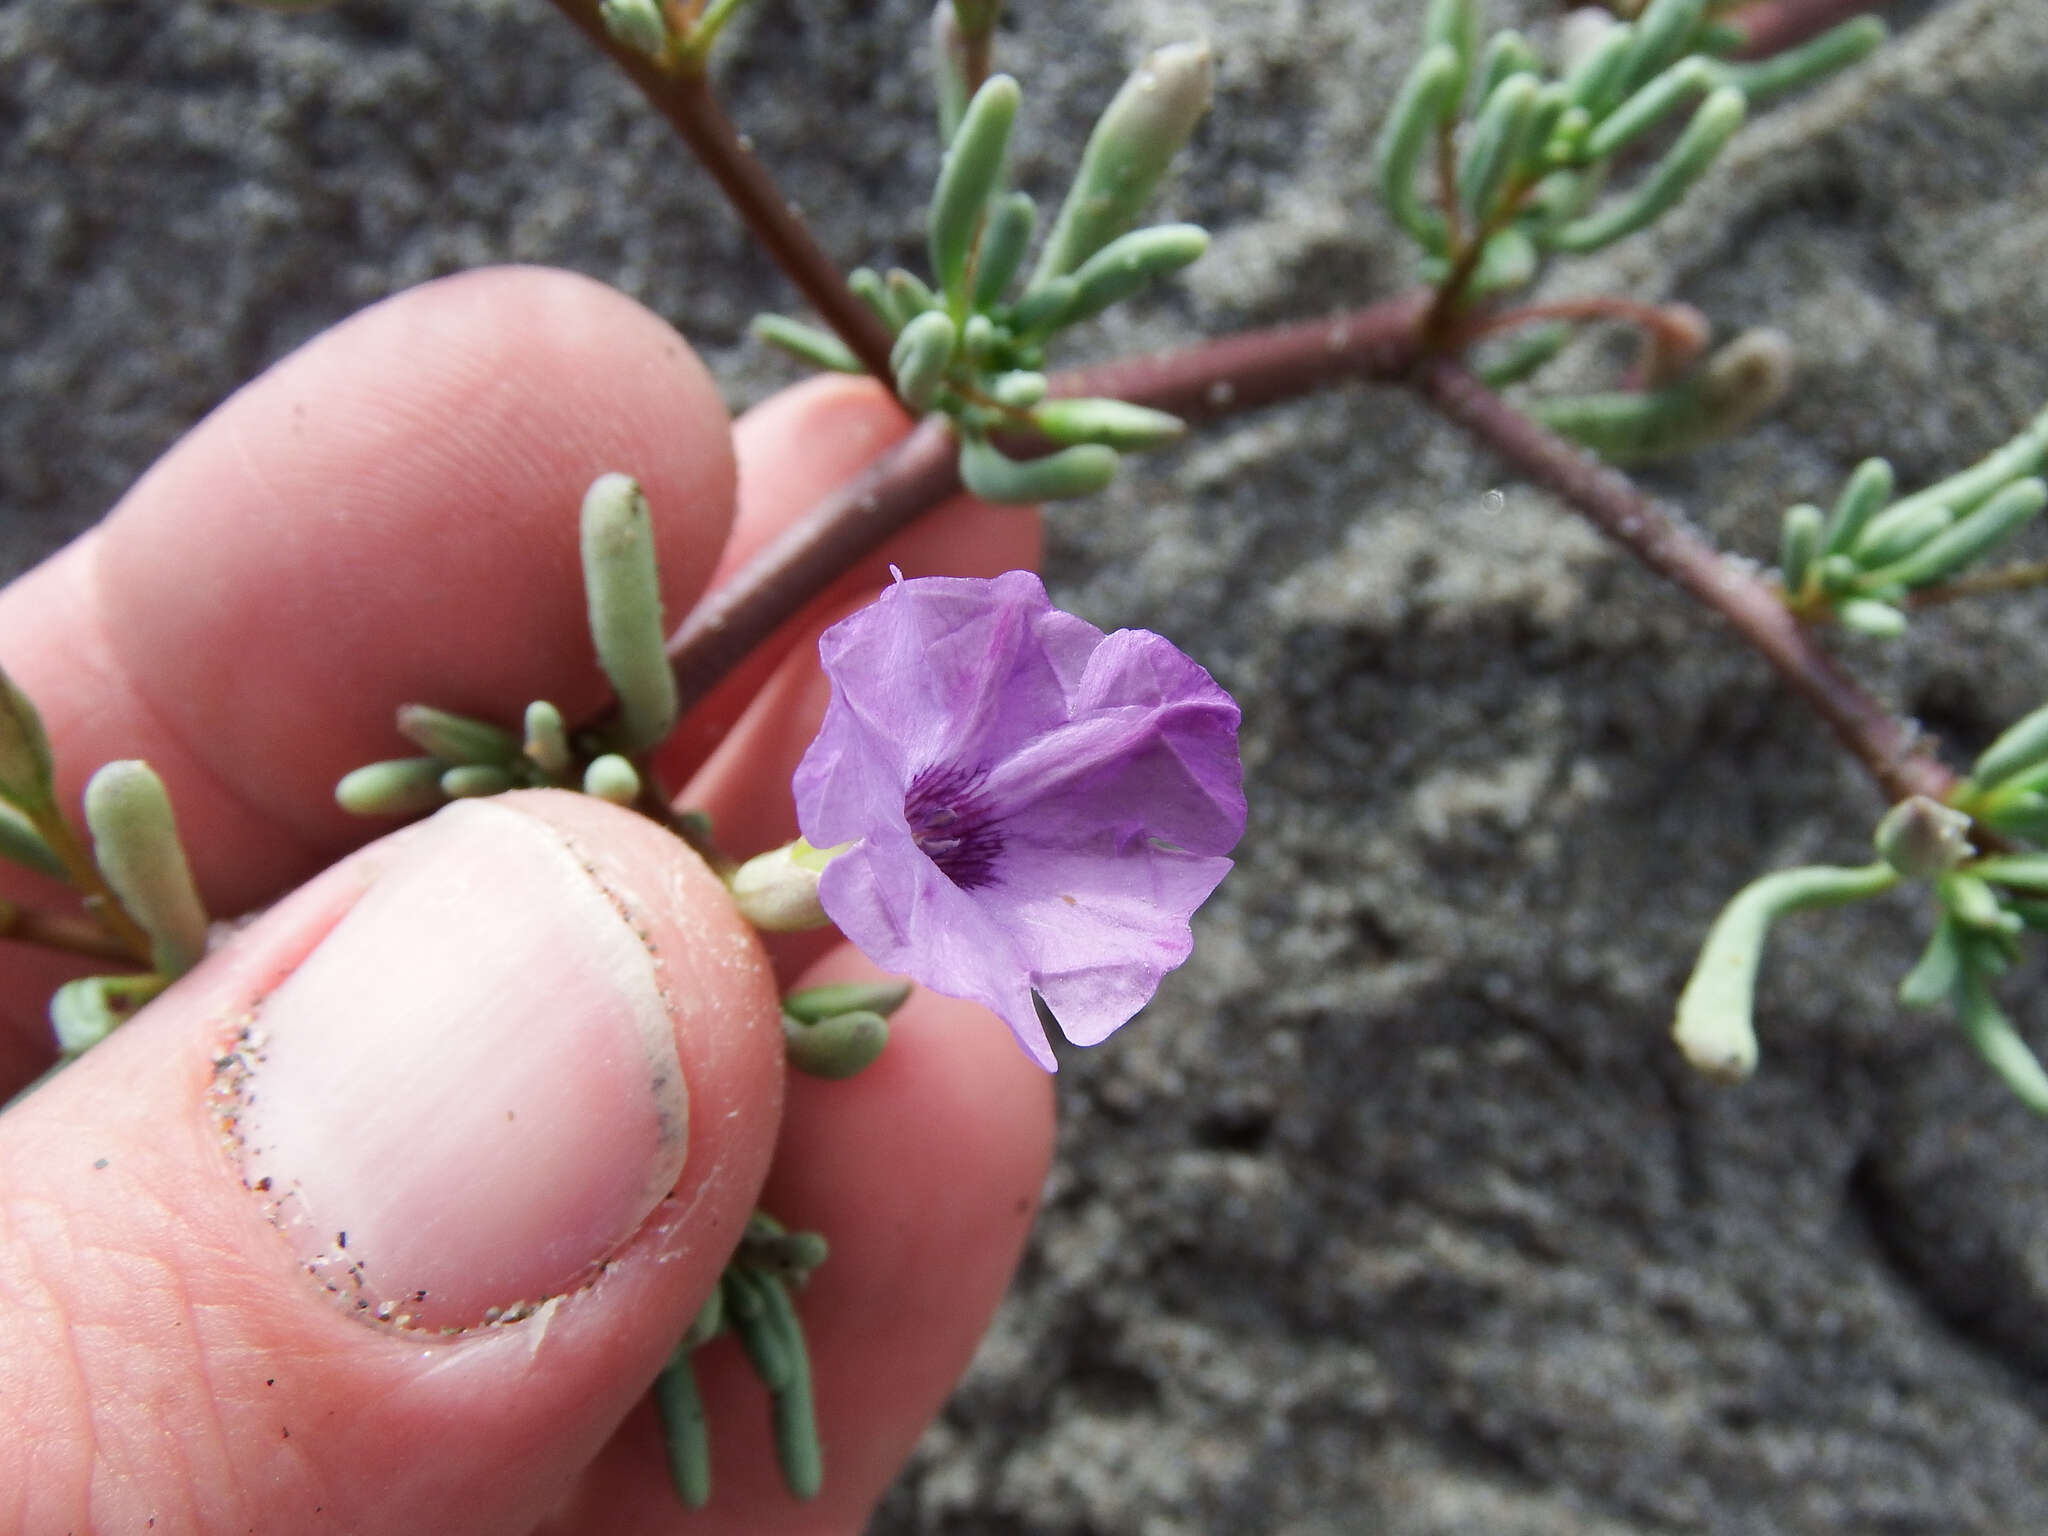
<box><xmin>1874</xmin><ymin>795</ymin><xmax>1974</xmax><ymax>881</ymax></box>
<box><xmin>730</xmin><ymin>839</ymin><xmax>842</xmax><ymax>932</ymax></box>
<box><xmin>599</xmin><ymin>0</ymin><xmax>669</xmax><ymax>59</ymax></box>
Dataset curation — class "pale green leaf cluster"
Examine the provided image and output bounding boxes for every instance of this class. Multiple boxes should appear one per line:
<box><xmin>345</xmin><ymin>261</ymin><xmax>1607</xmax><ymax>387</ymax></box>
<box><xmin>752</xmin><ymin>26</ymin><xmax>1213</xmax><ymax>504</ymax></box>
<box><xmin>1377</xmin><ymin>0</ymin><xmax>1884</xmax><ymax>299</ymax></box>
<box><xmin>0</xmin><ymin>667</ymin><xmax>207</xmax><ymax>1061</ymax></box>
<box><xmin>1678</xmin><ymin>690</ymin><xmax>2048</xmax><ymax>1118</ymax></box>
<box><xmin>656</xmin><ymin>1209</ymin><xmax>834</xmax><ymax>1507</ymax></box>
<box><xmin>1530</xmin><ymin>327</ymin><xmax>1793</xmax><ymax>465</ymax></box>
<box><xmin>1778</xmin><ymin>404</ymin><xmax>2048</xmax><ymax>636</ymax></box>
<box><xmin>1679</xmin><ymin>406</ymin><xmax>2048</xmax><ymax>1115</ymax></box>
<box><xmin>597</xmin><ymin>0</ymin><xmax>756</xmax><ymax>71</ymax></box>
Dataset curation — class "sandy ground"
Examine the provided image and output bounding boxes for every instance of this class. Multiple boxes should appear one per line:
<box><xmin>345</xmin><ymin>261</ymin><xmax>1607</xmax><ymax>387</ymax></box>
<box><xmin>6</xmin><ymin>1</ymin><xmax>2048</xmax><ymax>1529</ymax></box>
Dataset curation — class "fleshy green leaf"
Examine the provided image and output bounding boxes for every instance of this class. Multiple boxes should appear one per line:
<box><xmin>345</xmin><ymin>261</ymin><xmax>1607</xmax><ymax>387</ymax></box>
<box><xmin>83</xmin><ymin>761</ymin><xmax>208</xmax><ymax>977</ymax></box>
<box><xmin>1030</xmin><ymin>397</ymin><xmax>1187</xmax><ymax>451</ymax></box>
<box><xmin>751</xmin><ymin>314</ymin><xmax>865</xmax><ymax>374</ymax></box>
<box><xmin>0</xmin><ymin>663</ymin><xmax>56</xmax><ymax>815</ymax></box>
<box><xmin>581</xmin><ymin>473</ymin><xmax>679</xmax><ymax>756</ymax></box>
<box><xmin>1821</xmin><ymin>457</ymin><xmax>1895</xmax><ymax>555</ymax></box>
<box><xmin>782</xmin><ymin>1009</ymin><xmax>890</xmax><ymax>1078</ymax></box>
<box><xmin>890</xmin><ymin>310</ymin><xmax>959</xmax><ymax>411</ymax></box>
<box><xmin>1550</xmin><ymin>86</ymin><xmax>1745</xmax><ymax>252</ymax></box>
<box><xmin>958</xmin><ymin>437</ymin><xmax>1118</xmax><ymax>504</ymax></box>
<box><xmin>336</xmin><ymin>757</ymin><xmax>447</xmax><ymax>817</ymax></box>
<box><xmin>1673</xmin><ymin>861</ymin><xmax>1899</xmax><ymax>1080</ymax></box>
<box><xmin>1374</xmin><ymin>44</ymin><xmax>1461</xmax><ymax>251</ymax></box>
<box><xmin>929</xmin><ymin>74</ymin><xmax>1022</xmax><ymax>310</ymax></box>
<box><xmin>1031</xmin><ymin>40</ymin><xmax>1213</xmax><ymax>284</ymax></box>
<box><xmin>396</xmin><ymin>705</ymin><xmax>519</xmax><ymax>767</ymax></box>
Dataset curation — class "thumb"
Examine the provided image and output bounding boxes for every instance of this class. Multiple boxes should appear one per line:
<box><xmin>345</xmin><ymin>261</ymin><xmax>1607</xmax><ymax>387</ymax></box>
<box><xmin>0</xmin><ymin>790</ymin><xmax>784</xmax><ymax>1534</ymax></box>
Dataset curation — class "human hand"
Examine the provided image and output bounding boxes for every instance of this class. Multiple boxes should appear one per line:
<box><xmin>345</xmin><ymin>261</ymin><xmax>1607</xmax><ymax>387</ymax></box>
<box><xmin>0</xmin><ymin>267</ymin><xmax>1055</xmax><ymax>1533</ymax></box>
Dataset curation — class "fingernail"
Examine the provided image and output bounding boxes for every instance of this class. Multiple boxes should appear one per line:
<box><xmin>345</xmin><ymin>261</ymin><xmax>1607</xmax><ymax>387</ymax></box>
<box><xmin>224</xmin><ymin>799</ymin><xmax>689</xmax><ymax>1331</ymax></box>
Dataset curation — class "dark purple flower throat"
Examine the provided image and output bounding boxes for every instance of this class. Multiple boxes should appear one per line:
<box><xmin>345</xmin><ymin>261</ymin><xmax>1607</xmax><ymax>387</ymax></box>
<box><xmin>903</xmin><ymin>762</ymin><xmax>1004</xmax><ymax>890</ymax></box>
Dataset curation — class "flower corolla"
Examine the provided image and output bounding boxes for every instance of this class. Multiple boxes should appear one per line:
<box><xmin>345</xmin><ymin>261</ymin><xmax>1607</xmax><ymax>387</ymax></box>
<box><xmin>793</xmin><ymin>570</ymin><xmax>1245</xmax><ymax>1069</ymax></box>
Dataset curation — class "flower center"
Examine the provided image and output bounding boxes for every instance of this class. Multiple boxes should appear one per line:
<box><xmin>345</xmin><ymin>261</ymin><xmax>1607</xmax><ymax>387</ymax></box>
<box><xmin>903</xmin><ymin>762</ymin><xmax>1004</xmax><ymax>890</ymax></box>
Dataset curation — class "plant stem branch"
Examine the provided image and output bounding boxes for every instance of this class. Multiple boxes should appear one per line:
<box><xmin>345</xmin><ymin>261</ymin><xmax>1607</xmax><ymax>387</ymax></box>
<box><xmin>1051</xmin><ymin>294</ymin><xmax>1432</xmax><ymax>424</ymax></box>
<box><xmin>543</xmin><ymin>0</ymin><xmax>898</xmax><ymax>382</ymax></box>
<box><xmin>654</xmin><ymin>296</ymin><xmax>1942</xmax><ymax>813</ymax></box>
<box><xmin>1463</xmin><ymin>295</ymin><xmax>1706</xmax><ymax>356</ymax></box>
<box><xmin>1727</xmin><ymin>0</ymin><xmax>1892</xmax><ymax>59</ymax></box>
<box><xmin>1411</xmin><ymin>357</ymin><xmax>1953</xmax><ymax>805</ymax></box>
<box><xmin>663</xmin><ymin>294</ymin><xmax>1432</xmax><ymax>717</ymax></box>
<box><xmin>1904</xmin><ymin>561</ymin><xmax>2048</xmax><ymax>608</ymax></box>
<box><xmin>0</xmin><ymin>901</ymin><xmax>144</xmax><ymax>963</ymax></box>
<box><xmin>667</xmin><ymin>416</ymin><xmax>961</xmax><ymax>712</ymax></box>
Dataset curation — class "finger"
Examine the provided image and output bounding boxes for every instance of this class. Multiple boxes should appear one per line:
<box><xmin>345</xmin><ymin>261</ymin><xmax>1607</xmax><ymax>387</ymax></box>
<box><xmin>539</xmin><ymin>944</ymin><xmax>1055</xmax><ymax>1534</ymax></box>
<box><xmin>0</xmin><ymin>267</ymin><xmax>736</xmax><ymax>1079</ymax></box>
<box><xmin>0</xmin><ymin>791</ymin><xmax>783</xmax><ymax>1535</ymax></box>
<box><xmin>652</xmin><ymin>375</ymin><xmax>1042</xmax><ymax>788</ymax></box>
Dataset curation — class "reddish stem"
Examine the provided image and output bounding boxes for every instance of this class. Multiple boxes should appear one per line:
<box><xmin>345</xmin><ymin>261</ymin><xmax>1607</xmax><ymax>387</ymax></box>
<box><xmin>664</xmin><ymin>295</ymin><xmax>1431</xmax><ymax>717</ymax></box>
<box><xmin>1465</xmin><ymin>295</ymin><xmax>1706</xmax><ymax>355</ymax></box>
<box><xmin>1051</xmin><ymin>295</ymin><xmax>1432</xmax><ymax>425</ymax></box>
<box><xmin>660</xmin><ymin>307</ymin><xmax>1954</xmax><ymax>812</ymax></box>
<box><xmin>1412</xmin><ymin>357</ymin><xmax>1953</xmax><ymax>805</ymax></box>
<box><xmin>540</xmin><ymin>0</ymin><xmax>1940</xmax><ymax>809</ymax></box>
<box><xmin>542</xmin><ymin>0</ymin><xmax>898</xmax><ymax>382</ymax></box>
<box><xmin>667</xmin><ymin>418</ymin><xmax>961</xmax><ymax>711</ymax></box>
<box><xmin>0</xmin><ymin>904</ymin><xmax>144</xmax><ymax>964</ymax></box>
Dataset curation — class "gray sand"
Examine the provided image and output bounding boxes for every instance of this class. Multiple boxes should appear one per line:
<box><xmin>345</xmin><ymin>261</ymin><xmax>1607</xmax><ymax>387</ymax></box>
<box><xmin>6</xmin><ymin>1</ymin><xmax>2048</xmax><ymax>1529</ymax></box>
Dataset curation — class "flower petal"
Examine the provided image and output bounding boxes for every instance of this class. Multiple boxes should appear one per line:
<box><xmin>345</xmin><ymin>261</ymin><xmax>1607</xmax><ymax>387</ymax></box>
<box><xmin>816</xmin><ymin>842</ymin><xmax>1054</xmax><ymax>1067</ymax></box>
<box><xmin>792</xmin><ymin>571</ymin><xmax>1247</xmax><ymax>1069</ymax></box>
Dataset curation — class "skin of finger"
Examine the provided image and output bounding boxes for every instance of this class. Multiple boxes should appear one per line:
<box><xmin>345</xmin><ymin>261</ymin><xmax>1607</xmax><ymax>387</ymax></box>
<box><xmin>0</xmin><ymin>792</ymin><xmax>784</xmax><ymax>1536</ymax></box>
<box><xmin>680</xmin><ymin>614</ymin><xmax>858</xmax><ymax>985</ymax></box>
<box><xmin>0</xmin><ymin>267</ymin><xmax>736</xmax><ymax>1084</ymax></box>
<box><xmin>652</xmin><ymin>375</ymin><xmax>1042</xmax><ymax>787</ymax></box>
<box><xmin>536</xmin><ymin>943</ymin><xmax>1056</xmax><ymax>1536</ymax></box>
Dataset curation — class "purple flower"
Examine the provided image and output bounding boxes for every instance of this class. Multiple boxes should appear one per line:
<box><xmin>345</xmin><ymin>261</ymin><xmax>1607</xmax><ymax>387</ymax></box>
<box><xmin>793</xmin><ymin>570</ymin><xmax>1245</xmax><ymax>1069</ymax></box>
